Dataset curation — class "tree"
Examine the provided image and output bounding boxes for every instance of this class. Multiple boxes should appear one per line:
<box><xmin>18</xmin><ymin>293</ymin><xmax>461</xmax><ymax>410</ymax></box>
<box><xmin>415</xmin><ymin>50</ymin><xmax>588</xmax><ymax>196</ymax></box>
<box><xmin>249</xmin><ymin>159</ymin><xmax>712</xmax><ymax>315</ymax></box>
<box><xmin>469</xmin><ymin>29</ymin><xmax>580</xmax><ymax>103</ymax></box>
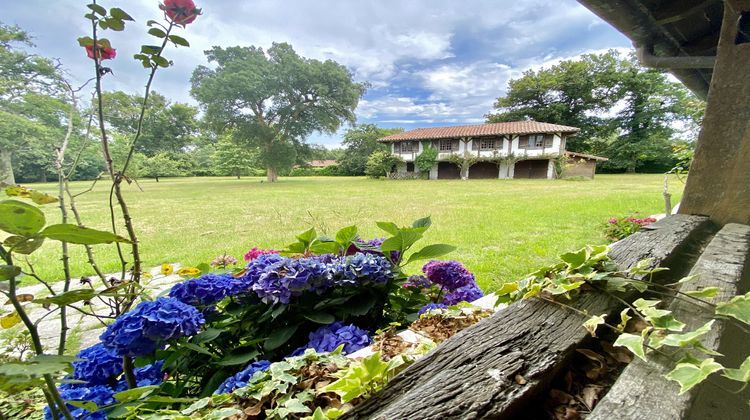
<box><xmin>191</xmin><ymin>42</ymin><xmax>366</xmax><ymax>182</ymax></box>
<box><xmin>212</xmin><ymin>135</ymin><xmax>259</xmax><ymax>178</ymax></box>
<box><xmin>100</xmin><ymin>91</ymin><xmax>199</xmax><ymax>156</ymax></box>
<box><xmin>139</xmin><ymin>152</ymin><xmax>185</xmax><ymax>182</ymax></box>
<box><xmin>339</xmin><ymin>124</ymin><xmax>403</xmax><ymax>175</ymax></box>
<box><xmin>365</xmin><ymin>150</ymin><xmax>401</xmax><ymax>178</ymax></box>
<box><xmin>0</xmin><ymin>22</ymin><xmax>62</xmax><ymax>184</ymax></box>
<box><xmin>487</xmin><ymin>50</ymin><xmax>704</xmax><ymax>172</ymax></box>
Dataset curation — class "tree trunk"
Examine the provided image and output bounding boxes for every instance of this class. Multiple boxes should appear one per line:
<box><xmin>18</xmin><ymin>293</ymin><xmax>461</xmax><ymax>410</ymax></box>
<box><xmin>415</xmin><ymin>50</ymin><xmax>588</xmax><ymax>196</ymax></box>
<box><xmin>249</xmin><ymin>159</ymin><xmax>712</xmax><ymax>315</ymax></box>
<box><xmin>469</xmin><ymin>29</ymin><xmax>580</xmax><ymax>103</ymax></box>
<box><xmin>155</xmin><ymin>176</ymin><xmax>160</xmax><ymax>182</ymax></box>
<box><xmin>267</xmin><ymin>167</ymin><xmax>278</xmax><ymax>182</ymax></box>
<box><xmin>0</xmin><ymin>149</ymin><xmax>15</xmax><ymax>185</ymax></box>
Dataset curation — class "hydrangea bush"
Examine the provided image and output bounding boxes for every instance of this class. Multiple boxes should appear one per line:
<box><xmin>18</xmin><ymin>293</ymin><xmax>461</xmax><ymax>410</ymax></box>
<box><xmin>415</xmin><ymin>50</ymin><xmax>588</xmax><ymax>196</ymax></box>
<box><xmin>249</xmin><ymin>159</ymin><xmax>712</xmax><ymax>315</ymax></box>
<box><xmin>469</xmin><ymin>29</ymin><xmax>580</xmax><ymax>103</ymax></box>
<box><xmin>604</xmin><ymin>215</ymin><xmax>657</xmax><ymax>241</ymax></box>
<box><xmin>45</xmin><ymin>217</ymin><xmax>486</xmax><ymax>418</ymax></box>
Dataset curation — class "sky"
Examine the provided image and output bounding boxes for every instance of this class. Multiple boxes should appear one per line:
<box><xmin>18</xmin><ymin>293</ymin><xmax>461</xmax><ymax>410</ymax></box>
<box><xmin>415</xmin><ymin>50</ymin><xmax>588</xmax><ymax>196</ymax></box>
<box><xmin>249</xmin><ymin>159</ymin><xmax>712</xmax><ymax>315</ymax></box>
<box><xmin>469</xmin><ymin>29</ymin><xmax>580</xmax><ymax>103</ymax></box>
<box><xmin>4</xmin><ymin>0</ymin><xmax>632</xmax><ymax>147</ymax></box>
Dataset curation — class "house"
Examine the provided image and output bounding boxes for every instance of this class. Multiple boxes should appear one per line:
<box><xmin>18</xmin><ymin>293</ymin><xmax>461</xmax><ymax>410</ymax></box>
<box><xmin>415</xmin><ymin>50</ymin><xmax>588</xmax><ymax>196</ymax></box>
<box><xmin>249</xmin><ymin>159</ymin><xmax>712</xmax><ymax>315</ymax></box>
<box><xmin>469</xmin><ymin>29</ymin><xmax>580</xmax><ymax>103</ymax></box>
<box><xmin>378</xmin><ymin>121</ymin><xmax>591</xmax><ymax>179</ymax></box>
<box><xmin>563</xmin><ymin>151</ymin><xmax>608</xmax><ymax>179</ymax></box>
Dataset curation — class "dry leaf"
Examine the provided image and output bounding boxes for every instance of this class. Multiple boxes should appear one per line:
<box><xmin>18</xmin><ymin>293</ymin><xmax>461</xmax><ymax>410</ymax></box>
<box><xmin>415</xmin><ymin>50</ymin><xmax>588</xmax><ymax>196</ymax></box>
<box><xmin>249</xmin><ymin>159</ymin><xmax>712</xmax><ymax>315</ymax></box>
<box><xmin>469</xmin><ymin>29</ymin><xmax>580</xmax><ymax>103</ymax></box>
<box><xmin>514</xmin><ymin>374</ymin><xmax>527</xmax><ymax>385</ymax></box>
<box><xmin>580</xmin><ymin>385</ymin><xmax>603</xmax><ymax>410</ymax></box>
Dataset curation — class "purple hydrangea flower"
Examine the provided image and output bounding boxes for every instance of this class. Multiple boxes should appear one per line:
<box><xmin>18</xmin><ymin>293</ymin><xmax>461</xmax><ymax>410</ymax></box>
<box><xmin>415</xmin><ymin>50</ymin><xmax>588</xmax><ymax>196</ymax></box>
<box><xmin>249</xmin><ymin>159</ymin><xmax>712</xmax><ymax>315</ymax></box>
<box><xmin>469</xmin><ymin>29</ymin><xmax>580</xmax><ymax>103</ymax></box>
<box><xmin>100</xmin><ymin>297</ymin><xmax>205</xmax><ymax>357</ymax></box>
<box><xmin>169</xmin><ymin>273</ymin><xmax>234</xmax><ymax>306</ymax></box>
<box><xmin>238</xmin><ymin>253</ymin><xmax>286</xmax><ymax>289</ymax></box>
<box><xmin>72</xmin><ymin>343</ymin><xmax>122</xmax><ymax>385</ymax></box>
<box><xmin>418</xmin><ymin>303</ymin><xmax>448</xmax><ymax>315</ymax></box>
<box><xmin>45</xmin><ymin>383</ymin><xmax>114</xmax><ymax>420</ymax></box>
<box><xmin>215</xmin><ymin>360</ymin><xmax>271</xmax><ymax>394</ymax></box>
<box><xmin>422</xmin><ymin>260</ymin><xmax>475</xmax><ymax>291</ymax></box>
<box><xmin>336</xmin><ymin>253</ymin><xmax>394</xmax><ymax>286</ymax></box>
<box><xmin>403</xmin><ymin>275</ymin><xmax>432</xmax><ymax>289</ymax></box>
<box><xmin>292</xmin><ymin>322</ymin><xmax>371</xmax><ymax>355</ymax></box>
<box><xmin>442</xmin><ymin>283</ymin><xmax>484</xmax><ymax>306</ymax></box>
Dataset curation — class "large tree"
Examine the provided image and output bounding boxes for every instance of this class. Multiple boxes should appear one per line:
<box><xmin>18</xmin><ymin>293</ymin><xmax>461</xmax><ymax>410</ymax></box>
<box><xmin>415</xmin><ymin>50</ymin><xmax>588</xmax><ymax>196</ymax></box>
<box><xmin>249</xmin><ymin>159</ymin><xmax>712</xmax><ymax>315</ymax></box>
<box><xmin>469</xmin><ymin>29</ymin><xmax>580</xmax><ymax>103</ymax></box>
<box><xmin>338</xmin><ymin>124</ymin><xmax>403</xmax><ymax>175</ymax></box>
<box><xmin>0</xmin><ymin>22</ymin><xmax>62</xmax><ymax>184</ymax></box>
<box><xmin>190</xmin><ymin>42</ymin><xmax>366</xmax><ymax>182</ymax></box>
<box><xmin>487</xmin><ymin>51</ymin><xmax>703</xmax><ymax>171</ymax></box>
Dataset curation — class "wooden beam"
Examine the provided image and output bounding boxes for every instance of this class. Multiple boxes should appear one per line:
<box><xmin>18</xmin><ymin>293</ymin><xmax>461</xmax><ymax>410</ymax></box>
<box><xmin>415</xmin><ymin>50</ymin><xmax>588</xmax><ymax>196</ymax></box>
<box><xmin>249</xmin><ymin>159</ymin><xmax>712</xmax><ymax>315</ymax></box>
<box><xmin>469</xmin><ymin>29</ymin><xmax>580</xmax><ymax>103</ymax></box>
<box><xmin>680</xmin><ymin>0</ymin><xmax>750</xmax><ymax>225</ymax></box>
<box><xmin>653</xmin><ymin>0</ymin><xmax>717</xmax><ymax>25</ymax></box>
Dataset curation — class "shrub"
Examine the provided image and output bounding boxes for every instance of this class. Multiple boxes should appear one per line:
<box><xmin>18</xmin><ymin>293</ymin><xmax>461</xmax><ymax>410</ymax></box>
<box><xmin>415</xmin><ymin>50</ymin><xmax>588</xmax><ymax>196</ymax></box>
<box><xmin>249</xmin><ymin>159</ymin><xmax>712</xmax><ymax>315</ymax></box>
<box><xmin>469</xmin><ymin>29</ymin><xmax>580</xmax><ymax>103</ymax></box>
<box><xmin>365</xmin><ymin>150</ymin><xmax>402</xmax><ymax>178</ymax></box>
<box><xmin>604</xmin><ymin>215</ymin><xmax>657</xmax><ymax>241</ymax></box>
<box><xmin>415</xmin><ymin>143</ymin><xmax>437</xmax><ymax>173</ymax></box>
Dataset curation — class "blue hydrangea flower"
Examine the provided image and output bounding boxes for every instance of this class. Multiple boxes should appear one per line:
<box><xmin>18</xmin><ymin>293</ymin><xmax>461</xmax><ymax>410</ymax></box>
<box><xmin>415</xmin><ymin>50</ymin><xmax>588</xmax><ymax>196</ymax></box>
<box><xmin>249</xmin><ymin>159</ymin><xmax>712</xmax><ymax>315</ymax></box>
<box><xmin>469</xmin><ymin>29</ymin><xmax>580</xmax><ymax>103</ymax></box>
<box><xmin>100</xmin><ymin>297</ymin><xmax>205</xmax><ymax>357</ymax></box>
<box><xmin>422</xmin><ymin>260</ymin><xmax>475</xmax><ymax>291</ymax></box>
<box><xmin>403</xmin><ymin>275</ymin><xmax>432</xmax><ymax>289</ymax></box>
<box><xmin>443</xmin><ymin>283</ymin><xmax>484</xmax><ymax>306</ymax></box>
<box><xmin>214</xmin><ymin>360</ymin><xmax>271</xmax><ymax>394</ymax></box>
<box><xmin>336</xmin><ymin>253</ymin><xmax>394</xmax><ymax>286</ymax></box>
<box><xmin>169</xmin><ymin>273</ymin><xmax>234</xmax><ymax>306</ymax></box>
<box><xmin>114</xmin><ymin>360</ymin><xmax>166</xmax><ymax>391</ymax></box>
<box><xmin>239</xmin><ymin>253</ymin><xmax>286</xmax><ymax>288</ymax></box>
<box><xmin>45</xmin><ymin>383</ymin><xmax>114</xmax><ymax>420</ymax></box>
<box><xmin>292</xmin><ymin>322</ymin><xmax>371</xmax><ymax>355</ymax></box>
<box><xmin>418</xmin><ymin>303</ymin><xmax>448</xmax><ymax>315</ymax></box>
<box><xmin>72</xmin><ymin>343</ymin><xmax>122</xmax><ymax>385</ymax></box>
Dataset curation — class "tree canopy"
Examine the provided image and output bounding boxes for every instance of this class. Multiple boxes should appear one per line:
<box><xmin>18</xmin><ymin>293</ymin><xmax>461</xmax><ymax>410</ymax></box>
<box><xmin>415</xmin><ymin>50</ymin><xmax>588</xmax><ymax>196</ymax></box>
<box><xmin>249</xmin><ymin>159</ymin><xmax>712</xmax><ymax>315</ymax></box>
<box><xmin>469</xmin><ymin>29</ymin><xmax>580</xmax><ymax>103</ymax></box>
<box><xmin>487</xmin><ymin>50</ymin><xmax>704</xmax><ymax>172</ymax></box>
<box><xmin>338</xmin><ymin>124</ymin><xmax>403</xmax><ymax>176</ymax></box>
<box><xmin>190</xmin><ymin>42</ymin><xmax>366</xmax><ymax>181</ymax></box>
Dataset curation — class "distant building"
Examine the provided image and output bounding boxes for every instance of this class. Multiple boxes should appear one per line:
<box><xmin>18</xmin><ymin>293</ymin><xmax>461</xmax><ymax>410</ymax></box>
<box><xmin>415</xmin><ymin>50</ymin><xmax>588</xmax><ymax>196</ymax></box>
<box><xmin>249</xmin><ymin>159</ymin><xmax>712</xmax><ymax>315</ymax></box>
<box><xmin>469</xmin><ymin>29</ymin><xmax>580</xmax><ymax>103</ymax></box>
<box><xmin>563</xmin><ymin>151</ymin><xmax>608</xmax><ymax>179</ymax></box>
<box><xmin>378</xmin><ymin>121</ymin><xmax>607</xmax><ymax>179</ymax></box>
<box><xmin>304</xmin><ymin>160</ymin><xmax>338</xmax><ymax>168</ymax></box>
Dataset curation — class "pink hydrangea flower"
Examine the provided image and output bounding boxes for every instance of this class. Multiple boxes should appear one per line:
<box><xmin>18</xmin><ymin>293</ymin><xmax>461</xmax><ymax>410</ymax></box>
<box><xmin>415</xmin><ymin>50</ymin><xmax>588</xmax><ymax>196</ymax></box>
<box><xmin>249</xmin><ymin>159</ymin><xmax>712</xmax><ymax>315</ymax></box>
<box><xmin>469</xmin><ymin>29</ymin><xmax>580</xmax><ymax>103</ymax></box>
<box><xmin>243</xmin><ymin>247</ymin><xmax>279</xmax><ymax>262</ymax></box>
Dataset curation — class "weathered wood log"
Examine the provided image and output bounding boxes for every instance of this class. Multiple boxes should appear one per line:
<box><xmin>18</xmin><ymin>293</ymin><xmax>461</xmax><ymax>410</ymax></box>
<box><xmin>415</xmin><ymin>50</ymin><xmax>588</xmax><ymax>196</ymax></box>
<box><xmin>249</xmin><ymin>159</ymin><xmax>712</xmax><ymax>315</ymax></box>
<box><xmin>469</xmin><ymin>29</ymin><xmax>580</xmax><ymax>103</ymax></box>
<box><xmin>343</xmin><ymin>215</ymin><xmax>711</xmax><ymax>420</ymax></box>
<box><xmin>589</xmin><ymin>223</ymin><xmax>750</xmax><ymax>420</ymax></box>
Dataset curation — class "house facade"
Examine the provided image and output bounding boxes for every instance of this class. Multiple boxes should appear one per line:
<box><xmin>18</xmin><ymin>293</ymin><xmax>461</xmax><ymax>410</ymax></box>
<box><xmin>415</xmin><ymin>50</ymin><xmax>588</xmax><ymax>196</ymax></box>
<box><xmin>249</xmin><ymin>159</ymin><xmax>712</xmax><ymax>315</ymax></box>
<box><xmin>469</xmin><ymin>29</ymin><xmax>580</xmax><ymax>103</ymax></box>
<box><xmin>378</xmin><ymin>121</ymin><xmax>582</xmax><ymax>180</ymax></box>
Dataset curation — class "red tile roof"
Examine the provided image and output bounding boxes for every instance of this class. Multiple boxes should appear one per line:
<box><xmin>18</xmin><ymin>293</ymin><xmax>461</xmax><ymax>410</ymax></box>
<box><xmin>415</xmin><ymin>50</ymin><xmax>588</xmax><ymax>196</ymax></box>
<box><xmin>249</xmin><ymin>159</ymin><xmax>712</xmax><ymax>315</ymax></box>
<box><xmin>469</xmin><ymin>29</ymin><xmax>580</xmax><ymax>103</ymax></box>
<box><xmin>378</xmin><ymin>121</ymin><xmax>580</xmax><ymax>142</ymax></box>
<box><xmin>565</xmin><ymin>151</ymin><xmax>608</xmax><ymax>161</ymax></box>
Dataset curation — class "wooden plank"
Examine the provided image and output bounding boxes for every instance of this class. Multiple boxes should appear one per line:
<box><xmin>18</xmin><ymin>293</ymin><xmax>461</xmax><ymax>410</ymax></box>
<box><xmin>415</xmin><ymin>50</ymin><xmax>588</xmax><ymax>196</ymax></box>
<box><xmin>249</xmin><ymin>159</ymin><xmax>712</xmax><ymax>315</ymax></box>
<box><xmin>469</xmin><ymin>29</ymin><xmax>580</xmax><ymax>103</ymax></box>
<box><xmin>342</xmin><ymin>215</ymin><xmax>711</xmax><ymax>420</ymax></box>
<box><xmin>589</xmin><ymin>223</ymin><xmax>750</xmax><ymax>420</ymax></box>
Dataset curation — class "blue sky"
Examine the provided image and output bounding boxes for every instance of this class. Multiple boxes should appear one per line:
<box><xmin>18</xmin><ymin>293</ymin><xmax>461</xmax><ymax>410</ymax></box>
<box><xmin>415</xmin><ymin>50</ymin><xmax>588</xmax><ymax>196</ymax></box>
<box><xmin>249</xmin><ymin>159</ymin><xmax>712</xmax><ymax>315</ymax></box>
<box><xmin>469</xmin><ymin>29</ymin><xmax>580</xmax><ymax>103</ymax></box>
<box><xmin>5</xmin><ymin>0</ymin><xmax>631</xmax><ymax>147</ymax></box>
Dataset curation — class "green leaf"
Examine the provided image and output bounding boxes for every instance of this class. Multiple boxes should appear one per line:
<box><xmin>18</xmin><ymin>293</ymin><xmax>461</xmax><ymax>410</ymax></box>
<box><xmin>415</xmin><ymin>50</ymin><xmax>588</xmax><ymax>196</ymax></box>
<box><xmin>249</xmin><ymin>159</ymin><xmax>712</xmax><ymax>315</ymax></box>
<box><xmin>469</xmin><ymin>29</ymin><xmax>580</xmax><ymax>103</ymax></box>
<box><xmin>381</xmin><ymin>230</ymin><xmax>423</xmax><ymax>255</ymax></box>
<box><xmin>613</xmin><ymin>329</ymin><xmax>649</xmax><ymax>361</ymax></box>
<box><xmin>29</xmin><ymin>191</ymin><xmax>58</xmax><ymax>205</ymax></box>
<box><xmin>309</xmin><ymin>241</ymin><xmax>340</xmax><ymax>255</ymax></box>
<box><xmin>105</xmin><ymin>18</ymin><xmax>125</xmax><ymax>31</ymax></box>
<box><xmin>667</xmin><ymin>274</ymin><xmax>700</xmax><ymax>286</ymax></box>
<box><xmin>216</xmin><ymin>350</ymin><xmax>260</xmax><ymax>366</ymax></box>
<box><xmin>148</xmin><ymin>28</ymin><xmax>167</xmax><ymax>38</ymax></box>
<box><xmin>411</xmin><ymin>216</ymin><xmax>432</xmax><ymax>229</ymax></box>
<box><xmin>347</xmin><ymin>293</ymin><xmax>376</xmax><ymax>316</ymax></box>
<box><xmin>583</xmin><ymin>314</ymin><xmax>606</xmax><ymax>337</ymax></box>
<box><xmin>179</xmin><ymin>342</ymin><xmax>214</xmax><ymax>356</ymax></box>
<box><xmin>77</xmin><ymin>36</ymin><xmax>95</xmax><ymax>47</ymax></box>
<box><xmin>283</xmin><ymin>398</ymin><xmax>311</xmax><ymax>414</ymax></box>
<box><xmin>296</xmin><ymin>227</ymin><xmax>317</xmax><ymax>245</ymax></box>
<box><xmin>34</xmin><ymin>289</ymin><xmax>96</xmax><ymax>306</ymax></box>
<box><xmin>168</xmin><ymin>34</ymin><xmax>190</xmax><ymax>47</ymax></box>
<box><xmin>0</xmin><ymin>265</ymin><xmax>21</xmax><ymax>280</ymax></box>
<box><xmin>0</xmin><ymin>200</ymin><xmax>45</xmax><ymax>236</ymax></box>
<box><xmin>264</xmin><ymin>325</ymin><xmax>298</xmax><ymax>350</ymax></box>
<box><xmin>616</xmin><ymin>308</ymin><xmax>631</xmax><ymax>331</ymax></box>
<box><xmin>141</xmin><ymin>45</ymin><xmax>162</xmax><ymax>55</ymax></box>
<box><xmin>559</xmin><ymin>248</ymin><xmax>587</xmax><ymax>269</ymax></box>
<box><xmin>87</xmin><ymin>3</ymin><xmax>107</xmax><ymax>16</ymax></box>
<box><xmin>723</xmin><ymin>355</ymin><xmax>750</xmax><ymax>383</ymax></box>
<box><xmin>113</xmin><ymin>385</ymin><xmax>158</xmax><ymax>403</ymax></box>
<box><xmin>41</xmin><ymin>224</ymin><xmax>131</xmax><ymax>245</ymax></box>
<box><xmin>110</xmin><ymin>7</ymin><xmax>134</xmax><ymax>21</ymax></box>
<box><xmin>659</xmin><ymin>321</ymin><xmax>715</xmax><ymax>348</ymax></box>
<box><xmin>4</xmin><ymin>235</ymin><xmax>45</xmax><ymax>255</ymax></box>
<box><xmin>335</xmin><ymin>225</ymin><xmax>358</xmax><ymax>247</ymax></box>
<box><xmin>98</xmin><ymin>20</ymin><xmax>109</xmax><ymax>30</ymax></box>
<box><xmin>66</xmin><ymin>400</ymin><xmax>98</xmax><ymax>412</ymax></box>
<box><xmin>152</xmin><ymin>56</ymin><xmax>170</xmax><ymax>68</ymax></box>
<box><xmin>715</xmin><ymin>292</ymin><xmax>750</xmax><ymax>325</ymax></box>
<box><xmin>303</xmin><ymin>312</ymin><xmax>335</xmax><ymax>324</ymax></box>
<box><xmin>192</xmin><ymin>328</ymin><xmax>223</xmax><ymax>344</ymax></box>
<box><xmin>405</xmin><ymin>244</ymin><xmax>457</xmax><ymax>265</ymax></box>
<box><xmin>665</xmin><ymin>358</ymin><xmax>723</xmax><ymax>394</ymax></box>
<box><xmin>375</xmin><ymin>221</ymin><xmax>399</xmax><ymax>236</ymax></box>
<box><xmin>1</xmin><ymin>312</ymin><xmax>21</xmax><ymax>329</ymax></box>
<box><xmin>685</xmin><ymin>287</ymin><xmax>720</xmax><ymax>299</ymax></box>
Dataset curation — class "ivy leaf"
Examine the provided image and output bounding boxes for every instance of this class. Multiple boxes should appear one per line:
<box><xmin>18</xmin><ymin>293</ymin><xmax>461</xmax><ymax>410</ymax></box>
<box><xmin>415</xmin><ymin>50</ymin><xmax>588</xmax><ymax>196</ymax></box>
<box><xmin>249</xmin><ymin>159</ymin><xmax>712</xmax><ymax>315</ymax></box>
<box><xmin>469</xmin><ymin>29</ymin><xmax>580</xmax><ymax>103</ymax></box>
<box><xmin>583</xmin><ymin>314</ymin><xmax>606</xmax><ymax>337</ymax></box>
<box><xmin>715</xmin><ymin>292</ymin><xmax>750</xmax><ymax>325</ymax></box>
<box><xmin>660</xmin><ymin>321</ymin><xmax>714</xmax><ymax>348</ymax></box>
<box><xmin>283</xmin><ymin>398</ymin><xmax>311</xmax><ymax>414</ymax></box>
<box><xmin>665</xmin><ymin>358</ymin><xmax>723</xmax><ymax>394</ymax></box>
<box><xmin>168</xmin><ymin>34</ymin><xmax>190</xmax><ymax>47</ymax></box>
<box><xmin>616</xmin><ymin>308</ymin><xmax>632</xmax><ymax>331</ymax></box>
<box><xmin>685</xmin><ymin>287</ymin><xmax>720</xmax><ymax>299</ymax></box>
<box><xmin>613</xmin><ymin>329</ymin><xmax>650</xmax><ymax>361</ymax></box>
<box><xmin>264</xmin><ymin>325</ymin><xmax>298</xmax><ymax>350</ymax></box>
<box><xmin>666</xmin><ymin>274</ymin><xmax>700</xmax><ymax>286</ymax></box>
<box><xmin>0</xmin><ymin>200</ymin><xmax>46</xmax><ymax>236</ymax></box>
<box><xmin>559</xmin><ymin>248</ymin><xmax>587</xmax><ymax>269</ymax></box>
<box><xmin>41</xmin><ymin>224</ymin><xmax>131</xmax><ymax>245</ymax></box>
<box><xmin>723</xmin><ymin>355</ymin><xmax>750</xmax><ymax>383</ymax></box>
<box><xmin>405</xmin><ymin>244</ymin><xmax>457</xmax><ymax>265</ymax></box>
<box><xmin>495</xmin><ymin>282</ymin><xmax>518</xmax><ymax>296</ymax></box>
<box><xmin>109</xmin><ymin>7</ymin><xmax>134</xmax><ymax>21</ymax></box>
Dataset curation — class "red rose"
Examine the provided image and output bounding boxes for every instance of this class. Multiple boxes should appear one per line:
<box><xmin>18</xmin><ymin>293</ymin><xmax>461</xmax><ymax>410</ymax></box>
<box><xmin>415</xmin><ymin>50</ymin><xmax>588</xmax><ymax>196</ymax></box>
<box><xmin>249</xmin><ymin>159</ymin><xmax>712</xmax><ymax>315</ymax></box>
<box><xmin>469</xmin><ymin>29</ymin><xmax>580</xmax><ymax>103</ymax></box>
<box><xmin>85</xmin><ymin>43</ymin><xmax>117</xmax><ymax>60</ymax></box>
<box><xmin>160</xmin><ymin>0</ymin><xmax>201</xmax><ymax>26</ymax></box>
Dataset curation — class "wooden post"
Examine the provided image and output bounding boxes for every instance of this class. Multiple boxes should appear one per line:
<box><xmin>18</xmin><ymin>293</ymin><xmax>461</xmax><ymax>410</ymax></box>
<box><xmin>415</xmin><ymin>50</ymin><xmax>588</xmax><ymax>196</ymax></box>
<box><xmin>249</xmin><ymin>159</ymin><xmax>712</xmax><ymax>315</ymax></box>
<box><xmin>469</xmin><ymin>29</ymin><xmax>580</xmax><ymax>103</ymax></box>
<box><xmin>680</xmin><ymin>1</ymin><xmax>750</xmax><ymax>225</ymax></box>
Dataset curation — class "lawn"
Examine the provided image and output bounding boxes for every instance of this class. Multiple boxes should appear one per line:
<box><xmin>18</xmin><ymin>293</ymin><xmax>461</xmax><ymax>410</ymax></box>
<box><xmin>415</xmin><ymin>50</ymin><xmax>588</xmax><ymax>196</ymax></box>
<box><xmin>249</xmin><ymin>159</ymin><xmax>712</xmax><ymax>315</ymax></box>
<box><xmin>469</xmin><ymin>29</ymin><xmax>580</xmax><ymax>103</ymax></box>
<box><xmin>17</xmin><ymin>174</ymin><xmax>682</xmax><ymax>291</ymax></box>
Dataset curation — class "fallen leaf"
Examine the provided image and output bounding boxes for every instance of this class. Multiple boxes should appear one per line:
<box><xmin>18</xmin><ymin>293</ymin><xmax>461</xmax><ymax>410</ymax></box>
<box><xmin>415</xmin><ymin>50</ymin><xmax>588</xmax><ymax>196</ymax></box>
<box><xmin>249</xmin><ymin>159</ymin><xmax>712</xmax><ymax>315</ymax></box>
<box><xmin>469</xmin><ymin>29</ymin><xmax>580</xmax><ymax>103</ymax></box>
<box><xmin>514</xmin><ymin>374</ymin><xmax>527</xmax><ymax>385</ymax></box>
<box><xmin>580</xmin><ymin>385</ymin><xmax>603</xmax><ymax>410</ymax></box>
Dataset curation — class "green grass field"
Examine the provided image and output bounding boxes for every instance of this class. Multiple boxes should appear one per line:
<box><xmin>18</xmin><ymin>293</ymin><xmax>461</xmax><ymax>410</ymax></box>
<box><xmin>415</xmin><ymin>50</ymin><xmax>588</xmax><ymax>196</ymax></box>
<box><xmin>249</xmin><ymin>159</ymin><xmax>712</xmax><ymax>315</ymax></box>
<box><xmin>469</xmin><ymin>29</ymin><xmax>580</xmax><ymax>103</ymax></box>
<box><xmin>18</xmin><ymin>175</ymin><xmax>682</xmax><ymax>291</ymax></box>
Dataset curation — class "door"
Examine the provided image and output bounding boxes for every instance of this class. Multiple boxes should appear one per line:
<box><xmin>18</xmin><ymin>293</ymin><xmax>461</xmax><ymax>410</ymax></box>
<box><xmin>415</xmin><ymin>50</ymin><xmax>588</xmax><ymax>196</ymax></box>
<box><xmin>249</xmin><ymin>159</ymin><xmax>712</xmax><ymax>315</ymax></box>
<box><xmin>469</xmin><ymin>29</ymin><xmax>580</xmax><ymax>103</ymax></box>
<box><xmin>468</xmin><ymin>162</ymin><xmax>498</xmax><ymax>179</ymax></box>
<box><xmin>514</xmin><ymin>160</ymin><xmax>550</xmax><ymax>179</ymax></box>
<box><xmin>437</xmin><ymin>162</ymin><xmax>461</xmax><ymax>179</ymax></box>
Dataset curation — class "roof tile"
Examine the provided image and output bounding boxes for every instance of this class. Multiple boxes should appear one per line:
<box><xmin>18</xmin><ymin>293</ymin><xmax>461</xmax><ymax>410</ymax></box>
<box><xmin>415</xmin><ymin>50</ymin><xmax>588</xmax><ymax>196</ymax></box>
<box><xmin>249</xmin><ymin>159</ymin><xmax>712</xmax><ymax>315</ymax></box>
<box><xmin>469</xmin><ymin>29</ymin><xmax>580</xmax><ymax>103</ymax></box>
<box><xmin>379</xmin><ymin>121</ymin><xmax>580</xmax><ymax>142</ymax></box>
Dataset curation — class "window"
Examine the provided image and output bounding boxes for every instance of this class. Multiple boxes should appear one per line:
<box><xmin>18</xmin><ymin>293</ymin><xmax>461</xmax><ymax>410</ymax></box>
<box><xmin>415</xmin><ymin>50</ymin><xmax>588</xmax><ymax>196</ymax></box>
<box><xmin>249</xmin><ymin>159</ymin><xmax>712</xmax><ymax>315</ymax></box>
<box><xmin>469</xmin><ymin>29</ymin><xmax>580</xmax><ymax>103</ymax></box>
<box><xmin>544</xmin><ymin>135</ymin><xmax>554</xmax><ymax>148</ymax></box>
<box><xmin>519</xmin><ymin>135</ymin><xmax>545</xmax><ymax>149</ymax></box>
<box><xmin>439</xmin><ymin>139</ymin><xmax>455</xmax><ymax>151</ymax></box>
<box><xmin>480</xmin><ymin>138</ymin><xmax>497</xmax><ymax>150</ymax></box>
<box><xmin>406</xmin><ymin>162</ymin><xmax>415</xmax><ymax>172</ymax></box>
<box><xmin>399</xmin><ymin>141</ymin><xmax>416</xmax><ymax>153</ymax></box>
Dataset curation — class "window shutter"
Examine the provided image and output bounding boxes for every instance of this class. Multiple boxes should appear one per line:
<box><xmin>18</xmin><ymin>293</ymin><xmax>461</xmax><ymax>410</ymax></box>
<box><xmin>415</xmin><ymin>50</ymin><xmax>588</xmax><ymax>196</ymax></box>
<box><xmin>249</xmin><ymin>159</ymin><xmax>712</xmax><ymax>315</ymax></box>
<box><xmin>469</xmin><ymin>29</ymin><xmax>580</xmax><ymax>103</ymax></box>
<box><xmin>519</xmin><ymin>135</ymin><xmax>528</xmax><ymax>148</ymax></box>
<box><xmin>544</xmin><ymin>134</ymin><xmax>554</xmax><ymax>147</ymax></box>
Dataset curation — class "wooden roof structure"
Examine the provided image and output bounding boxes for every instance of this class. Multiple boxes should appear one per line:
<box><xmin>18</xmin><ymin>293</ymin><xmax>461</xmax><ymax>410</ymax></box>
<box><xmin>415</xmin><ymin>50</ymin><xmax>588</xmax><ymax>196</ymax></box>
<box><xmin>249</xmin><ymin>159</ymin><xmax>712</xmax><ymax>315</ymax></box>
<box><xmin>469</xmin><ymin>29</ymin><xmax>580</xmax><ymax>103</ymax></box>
<box><xmin>578</xmin><ymin>0</ymin><xmax>723</xmax><ymax>99</ymax></box>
